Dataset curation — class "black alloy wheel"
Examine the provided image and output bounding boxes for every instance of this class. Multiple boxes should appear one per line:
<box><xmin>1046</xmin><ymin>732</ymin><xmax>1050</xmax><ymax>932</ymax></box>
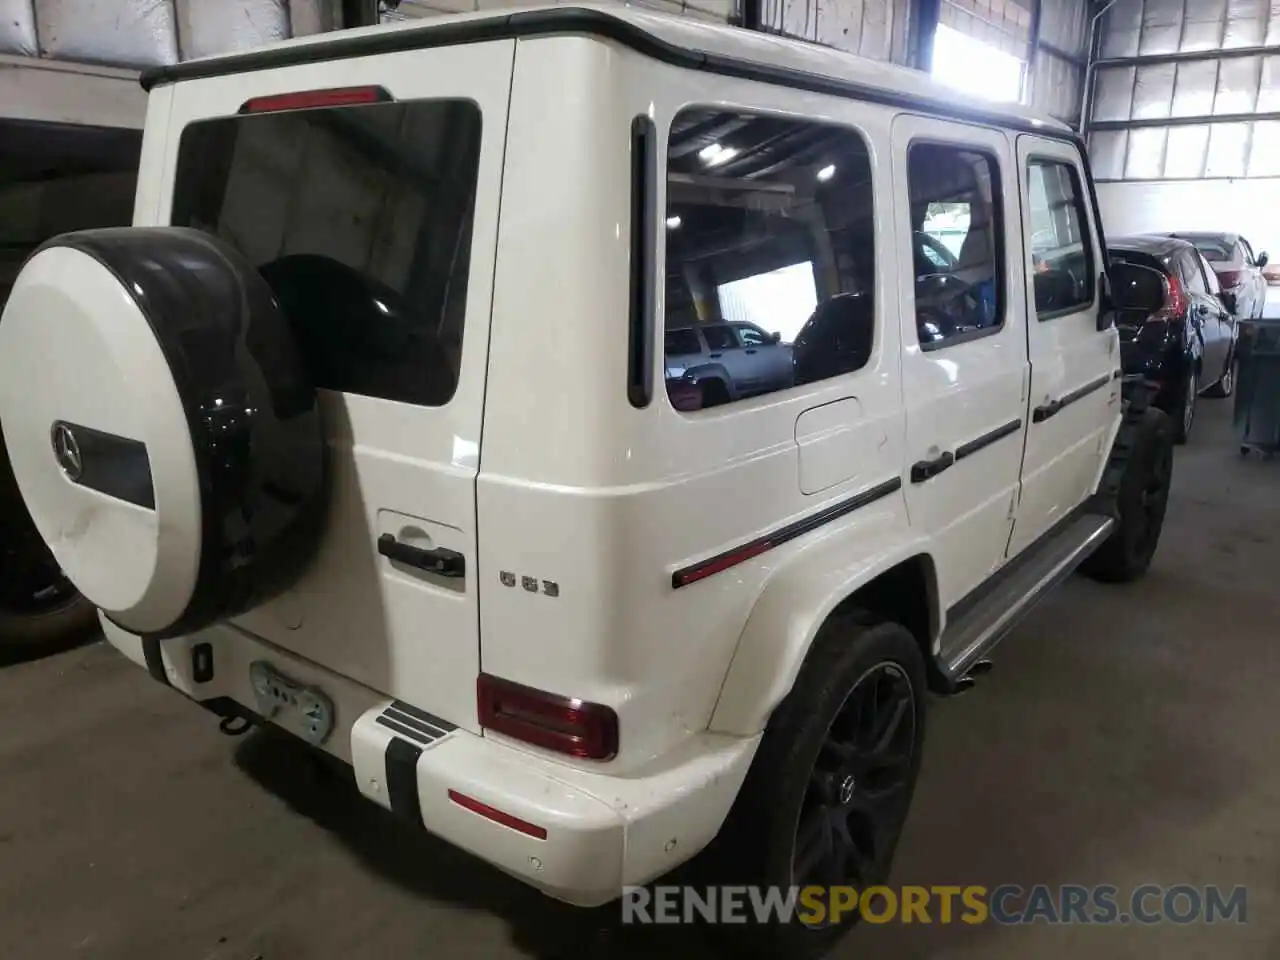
<box><xmin>791</xmin><ymin>661</ymin><xmax>917</xmax><ymax>894</ymax></box>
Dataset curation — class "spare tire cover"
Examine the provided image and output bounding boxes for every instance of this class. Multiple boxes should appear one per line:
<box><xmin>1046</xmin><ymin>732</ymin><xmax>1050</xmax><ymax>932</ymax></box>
<box><xmin>0</xmin><ymin>227</ymin><xmax>326</xmax><ymax>638</ymax></box>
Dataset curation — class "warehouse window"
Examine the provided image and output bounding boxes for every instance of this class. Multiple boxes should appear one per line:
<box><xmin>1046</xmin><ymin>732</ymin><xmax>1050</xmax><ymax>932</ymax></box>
<box><xmin>931</xmin><ymin>24</ymin><xmax>1025</xmax><ymax>103</ymax></box>
<box><xmin>1027</xmin><ymin>160</ymin><xmax>1095</xmax><ymax>319</ymax></box>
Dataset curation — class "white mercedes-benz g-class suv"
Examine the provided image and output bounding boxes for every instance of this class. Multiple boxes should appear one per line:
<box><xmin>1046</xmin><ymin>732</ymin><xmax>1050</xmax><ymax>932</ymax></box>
<box><xmin>0</xmin><ymin>5</ymin><xmax>1173</xmax><ymax>955</ymax></box>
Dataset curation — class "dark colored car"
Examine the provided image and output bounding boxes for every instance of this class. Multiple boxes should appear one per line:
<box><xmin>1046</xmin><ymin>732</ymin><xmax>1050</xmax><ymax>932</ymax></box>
<box><xmin>1109</xmin><ymin>235</ymin><xmax>1238</xmax><ymax>443</ymax></box>
<box><xmin>1154</xmin><ymin>231</ymin><xmax>1268</xmax><ymax>321</ymax></box>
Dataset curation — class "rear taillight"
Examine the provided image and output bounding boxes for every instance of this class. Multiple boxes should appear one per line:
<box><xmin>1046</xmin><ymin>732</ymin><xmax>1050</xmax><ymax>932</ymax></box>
<box><xmin>239</xmin><ymin>86</ymin><xmax>390</xmax><ymax>114</ymax></box>
<box><xmin>1151</xmin><ymin>272</ymin><xmax>1187</xmax><ymax>322</ymax></box>
<box><xmin>1217</xmin><ymin>269</ymin><xmax>1243</xmax><ymax>288</ymax></box>
<box><xmin>477</xmin><ymin>674</ymin><xmax>619</xmax><ymax>761</ymax></box>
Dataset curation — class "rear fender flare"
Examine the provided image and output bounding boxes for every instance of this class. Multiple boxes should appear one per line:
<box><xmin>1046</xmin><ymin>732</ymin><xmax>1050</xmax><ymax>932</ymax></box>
<box><xmin>708</xmin><ymin>527</ymin><xmax>934</xmax><ymax>737</ymax></box>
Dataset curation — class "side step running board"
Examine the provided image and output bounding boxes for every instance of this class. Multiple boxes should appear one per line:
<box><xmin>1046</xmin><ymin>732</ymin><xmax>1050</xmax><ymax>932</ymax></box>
<box><xmin>938</xmin><ymin>512</ymin><xmax>1115</xmax><ymax>686</ymax></box>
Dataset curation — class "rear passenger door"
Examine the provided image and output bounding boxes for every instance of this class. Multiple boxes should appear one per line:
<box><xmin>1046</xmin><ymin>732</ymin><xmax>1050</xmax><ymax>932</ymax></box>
<box><xmin>1008</xmin><ymin>136</ymin><xmax>1117</xmax><ymax>558</ymax></box>
<box><xmin>893</xmin><ymin>116</ymin><xmax>1029</xmax><ymax>609</ymax></box>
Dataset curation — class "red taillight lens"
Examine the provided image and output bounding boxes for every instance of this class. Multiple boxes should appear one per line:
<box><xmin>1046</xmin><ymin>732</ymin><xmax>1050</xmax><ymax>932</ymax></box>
<box><xmin>1217</xmin><ymin>269</ymin><xmax>1243</xmax><ymax>288</ymax></box>
<box><xmin>477</xmin><ymin>674</ymin><xmax>619</xmax><ymax>761</ymax></box>
<box><xmin>240</xmin><ymin>86</ymin><xmax>390</xmax><ymax>114</ymax></box>
<box><xmin>447</xmin><ymin>790</ymin><xmax>548</xmax><ymax>840</ymax></box>
<box><xmin>1153</xmin><ymin>272</ymin><xmax>1187</xmax><ymax>322</ymax></box>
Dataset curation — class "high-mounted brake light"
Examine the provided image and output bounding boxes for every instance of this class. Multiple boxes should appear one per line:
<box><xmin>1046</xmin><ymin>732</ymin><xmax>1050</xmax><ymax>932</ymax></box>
<box><xmin>477</xmin><ymin>674</ymin><xmax>619</xmax><ymax>761</ymax></box>
<box><xmin>239</xmin><ymin>86</ymin><xmax>390</xmax><ymax>114</ymax></box>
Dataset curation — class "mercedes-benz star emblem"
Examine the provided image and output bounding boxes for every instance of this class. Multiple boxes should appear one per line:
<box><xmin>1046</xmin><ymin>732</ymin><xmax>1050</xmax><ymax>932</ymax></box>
<box><xmin>51</xmin><ymin>422</ymin><xmax>83</xmax><ymax>481</ymax></box>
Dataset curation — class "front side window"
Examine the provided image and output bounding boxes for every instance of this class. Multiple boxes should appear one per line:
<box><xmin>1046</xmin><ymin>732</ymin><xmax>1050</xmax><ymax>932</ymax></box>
<box><xmin>907</xmin><ymin>144</ymin><xmax>1003</xmax><ymax>348</ymax></box>
<box><xmin>663</xmin><ymin>108</ymin><xmax>875</xmax><ymax>410</ymax></box>
<box><xmin>701</xmin><ymin>325</ymin><xmax>738</xmax><ymax>352</ymax></box>
<box><xmin>1026</xmin><ymin>160</ymin><xmax>1095</xmax><ymax>318</ymax></box>
<box><xmin>735</xmin><ymin>324</ymin><xmax>770</xmax><ymax>347</ymax></box>
<box><xmin>171</xmin><ymin>99</ymin><xmax>482</xmax><ymax>408</ymax></box>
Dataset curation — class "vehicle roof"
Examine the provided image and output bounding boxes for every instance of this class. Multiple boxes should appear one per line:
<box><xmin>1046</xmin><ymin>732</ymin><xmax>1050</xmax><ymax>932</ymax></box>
<box><xmin>1109</xmin><ymin>234</ymin><xmax>1194</xmax><ymax>257</ymax></box>
<box><xmin>140</xmin><ymin>4</ymin><xmax>1070</xmax><ymax>135</ymax></box>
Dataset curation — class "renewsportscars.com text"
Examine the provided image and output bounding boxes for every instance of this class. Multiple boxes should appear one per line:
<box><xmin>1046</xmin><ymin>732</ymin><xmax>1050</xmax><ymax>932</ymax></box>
<box><xmin>621</xmin><ymin>884</ymin><xmax>1248</xmax><ymax>926</ymax></box>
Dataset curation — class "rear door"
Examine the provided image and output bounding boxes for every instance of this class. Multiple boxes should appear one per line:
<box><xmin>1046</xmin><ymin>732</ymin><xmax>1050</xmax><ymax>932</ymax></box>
<box><xmin>1189</xmin><ymin>250</ymin><xmax>1230</xmax><ymax>377</ymax></box>
<box><xmin>1009</xmin><ymin>136</ymin><xmax>1116</xmax><ymax>557</ymax></box>
<box><xmin>155</xmin><ymin>41</ymin><xmax>516</xmax><ymax>732</ymax></box>
<box><xmin>893</xmin><ymin>116</ymin><xmax>1029</xmax><ymax>609</ymax></box>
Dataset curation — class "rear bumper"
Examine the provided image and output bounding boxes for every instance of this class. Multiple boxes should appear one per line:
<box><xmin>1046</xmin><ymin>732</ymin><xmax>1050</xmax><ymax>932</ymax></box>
<box><xmin>100</xmin><ymin>617</ymin><xmax>758</xmax><ymax>906</ymax></box>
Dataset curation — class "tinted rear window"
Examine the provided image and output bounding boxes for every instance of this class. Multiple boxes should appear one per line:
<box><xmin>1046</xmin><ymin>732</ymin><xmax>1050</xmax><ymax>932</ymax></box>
<box><xmin>171</xmin><ymin>99</ymin><xmax>482</xmax><ymax>408</ymax></box>
<box><xmin>1189</xmin><ymin>239</ymin><xmax>1232</xmax><ymax>262</ymax></box>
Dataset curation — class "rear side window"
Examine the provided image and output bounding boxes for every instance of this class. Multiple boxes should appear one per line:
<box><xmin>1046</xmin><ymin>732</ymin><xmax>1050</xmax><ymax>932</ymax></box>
<box><xmin>1026</xmin><ymin>159</ymin><xmax>1095</xmax><ymax>318</ymax></box>
<box><xmin>1191</xmin><ymin>238</ymin><xmax>1231</xmax><ymax>262</ymax></box>
<box><xmin>1199</xmin><ymin>253</ymin><xmax>1221</xmax><ymax>294</ymax></box>
<box><xmin>1182</xmin><ymin>252</ymin><xmax>1209</xmax><ymax>294</ymax></box>
<box><xmin>664</xmin><ymin>108</ymin><xmax>875</xmax><ymax>411</ymax></box>
<box><xmin>908</xmin><ymin>144</ymin><xmax>1003</xmax><ymax>348</ymax></box>
<box><xmin>665</xmin><ymin>329</ymin><xmax>702</xmax><ymax>356</ymax></box>
<box><xmin>171</xmin><ymin>99</ymin><xmax>482</xmax><ymax>408</ymax></box>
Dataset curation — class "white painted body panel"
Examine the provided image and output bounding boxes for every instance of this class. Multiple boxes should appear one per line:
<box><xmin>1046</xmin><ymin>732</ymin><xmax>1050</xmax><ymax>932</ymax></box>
<box><xmin>71</xmin><ymin>4</ymin><xmax>1121</xmax><ymax>906</ymax></box>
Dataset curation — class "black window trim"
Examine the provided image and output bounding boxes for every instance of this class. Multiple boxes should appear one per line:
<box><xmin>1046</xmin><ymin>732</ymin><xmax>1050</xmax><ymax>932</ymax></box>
<box><xmin>908</xmin><ymin>139</ymin><xmax>1008</xmax><ymax>354</ymax></box>
<box><xmin>1025</xmin><ymin>152</ymin><xmax>1098</xmax><ymax>323</ymax></box>
<box><xmin>629</xmin><ymin>115</ymin><xmax>657</xmax><ymax>408</ymax></box>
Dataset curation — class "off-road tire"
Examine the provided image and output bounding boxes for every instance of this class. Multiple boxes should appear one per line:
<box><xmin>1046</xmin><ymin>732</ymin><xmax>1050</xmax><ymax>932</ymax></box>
<box><xmin>707</xmin><ymin>614</ymin><xmax>927</xmax><ymax>958</ymax></box>
<box><xmin>1081</xmin><ymin>405</ymin><xmax>1174</xmax><ymax>584</ymax></box>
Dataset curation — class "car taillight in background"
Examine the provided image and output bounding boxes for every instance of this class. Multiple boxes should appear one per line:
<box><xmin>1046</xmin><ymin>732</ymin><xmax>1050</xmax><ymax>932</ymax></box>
<box><xmin>1150</xmin><ymin>271</ymin><xmax>1187</xmax><ymax>323</ymax></box>
<box><xmin>477</xmin><ymin>674</ymin><xmax>619</xmax><ymax>761</ymax></box>
<box><xmin>1216</xmin><ymin>269</ymin><xmax>1244</xmax><ymax>288</ymax></box>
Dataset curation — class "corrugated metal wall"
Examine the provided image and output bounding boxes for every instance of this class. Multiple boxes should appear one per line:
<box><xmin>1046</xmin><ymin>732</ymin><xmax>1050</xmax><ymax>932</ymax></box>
<box><xmin>931</xmin><ymin>0</ymin><xmax>1091</xmax><ymax>125</ymax></box>
<box><xmin>0</xmin><ymin>0</ymin><xmax>341</xmax><ymax>67</ymax></box>
<box><xmin>1088</xmin><ymin>0</ymin><xmax>1280</xmax><ymax>182</ymax></box>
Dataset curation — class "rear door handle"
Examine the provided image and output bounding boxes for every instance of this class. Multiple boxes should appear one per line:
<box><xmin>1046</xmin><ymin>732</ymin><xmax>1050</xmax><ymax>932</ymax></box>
<box><xmin>377</xmin><ymin>533</ymin><xmax>465</xmax><ymax>578</ymax></box>
<box><xmin>709</xmin><ymin>352</ymin><xmax>723</xmax><ymax>359</ymax></box>
<box><xmin>1032</xmin><ymin>399</ymin><xmax>1062</xmax><ymax>423</ymax></box>
<box><xmin>910</xmin><ymin>451</ymin><xmax>955</xmax><ymax>483</ymax></box>
<box><xmin>744</xmin><ymin>348</ymin><xmax>758</xmax><ymax>355</ymax></box>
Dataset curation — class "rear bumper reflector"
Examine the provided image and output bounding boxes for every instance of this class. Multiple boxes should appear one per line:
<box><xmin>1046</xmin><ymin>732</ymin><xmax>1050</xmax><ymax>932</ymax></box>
<box><xmin>448</xmin><ymin>789</ymin><xmax>548</xmax><ymax>840</ymax></box>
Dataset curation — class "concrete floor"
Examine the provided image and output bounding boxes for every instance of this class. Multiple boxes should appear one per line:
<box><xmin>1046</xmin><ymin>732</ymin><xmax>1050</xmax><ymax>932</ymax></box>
<box><xmin>1</xmin><ymin>400</ymin><xmax>1276</xmax><ymax>960</ymax></box>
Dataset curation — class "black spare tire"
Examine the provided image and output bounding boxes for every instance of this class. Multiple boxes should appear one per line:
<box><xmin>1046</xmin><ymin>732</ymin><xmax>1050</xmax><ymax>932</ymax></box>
<box><xmin>0</xmin><ymin>227</ymin><xmax>326</xmax><ymax>639</ymax></box>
